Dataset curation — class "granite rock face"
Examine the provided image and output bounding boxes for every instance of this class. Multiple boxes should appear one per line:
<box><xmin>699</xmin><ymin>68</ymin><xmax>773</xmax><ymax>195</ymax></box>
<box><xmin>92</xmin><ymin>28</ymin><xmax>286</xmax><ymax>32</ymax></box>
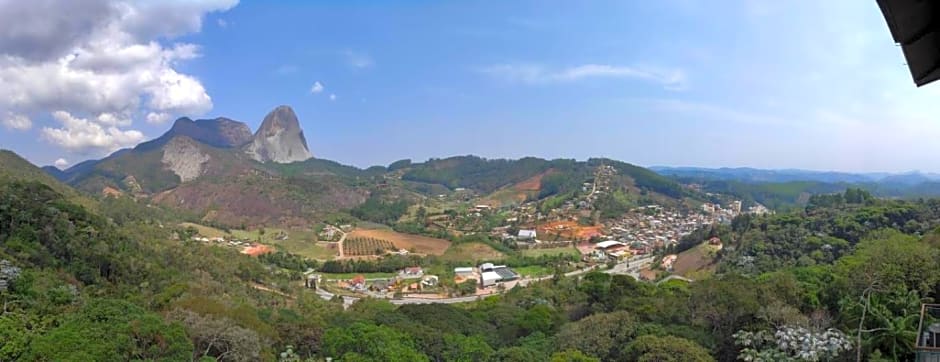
<box><xmin>244</xmin><ymin>105</ymin><xmax>312</xmax><ymax>163</ymax></box>
<box><xmin>162</xmin><ymin>137</ymin><xmax>211</xmax><ymax>182</ymax></box>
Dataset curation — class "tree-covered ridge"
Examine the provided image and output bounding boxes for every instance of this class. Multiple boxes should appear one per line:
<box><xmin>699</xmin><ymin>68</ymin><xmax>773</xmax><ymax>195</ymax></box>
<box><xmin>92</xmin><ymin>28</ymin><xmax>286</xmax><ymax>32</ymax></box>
<box><xmin>720</xmin><ymin>188</ymin><xmax>940</xmax><ymax>274</ymax></box>
<box><xmin>400</xmin><ymin>155</ymin><xmax>693</xmax><ymax>201</ymax></box>
<box><xmin>401</xmin><ymin>156</ymin><xmax>561</xmax><ymax>193</ymax></box>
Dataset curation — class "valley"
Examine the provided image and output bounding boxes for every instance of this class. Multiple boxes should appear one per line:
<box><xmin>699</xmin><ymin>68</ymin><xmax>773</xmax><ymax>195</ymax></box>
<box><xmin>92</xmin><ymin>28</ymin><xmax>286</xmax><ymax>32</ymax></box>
<box><xmin>2</xmin><ymin>106</ymin><xmax>939</xmax><ymax>361</ymax></box>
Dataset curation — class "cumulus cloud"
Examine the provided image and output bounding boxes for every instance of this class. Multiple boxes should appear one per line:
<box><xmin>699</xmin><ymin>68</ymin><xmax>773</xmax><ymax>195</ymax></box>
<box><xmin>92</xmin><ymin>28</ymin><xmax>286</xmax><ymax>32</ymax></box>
<box><xmin>329</xmin><ymin>94</ymin><xmax>337</xmax><ymax>101</ymax></box>
<box><xmin>480</xmin><ymin>63</ymin><xmax>687</xmax><ymax>90</ymax></box>
<box><xmin>41</xmin><ymin>111</ymin><xmax>144</xmax><ymax>154</ymax></box>
<box><xmin>0</xmin><ymin>0</ymin><xmax>236</xmax><ymax>154</ymax></box>
<box><xmin>54</xmin><ymin>158</ymin><xmax>69</xmax><ymax>168</ymax></box>
<box><xmin>146</xmin><ymin>112</ymin><xmax>172</xmax><ymax>124</ymax></box>
<box><xmin>2</xmin><ymin>113</ymin><xmax>32</xmax><ymax>130</ymax></box>
<box><xmin>310</xmin><ymin>81</ymin><xmax>324</xmax><ymax>94</ymax></box>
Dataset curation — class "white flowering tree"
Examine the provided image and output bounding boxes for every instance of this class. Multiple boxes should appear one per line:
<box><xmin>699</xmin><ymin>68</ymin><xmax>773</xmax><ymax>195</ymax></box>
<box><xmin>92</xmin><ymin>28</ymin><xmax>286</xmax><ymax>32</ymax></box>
<box><xmin>734</xmin><ymin>326</ymin><xmax>853</xmax><ymax>362</ymax></box>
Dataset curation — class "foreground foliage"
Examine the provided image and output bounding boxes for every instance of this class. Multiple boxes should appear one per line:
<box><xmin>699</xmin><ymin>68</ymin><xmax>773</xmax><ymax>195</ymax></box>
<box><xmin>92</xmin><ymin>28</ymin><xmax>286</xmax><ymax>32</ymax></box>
<box><xmin>1</xmin><ymin>182</ymin><xmax>939</xmax><ymax>361</ymax></box>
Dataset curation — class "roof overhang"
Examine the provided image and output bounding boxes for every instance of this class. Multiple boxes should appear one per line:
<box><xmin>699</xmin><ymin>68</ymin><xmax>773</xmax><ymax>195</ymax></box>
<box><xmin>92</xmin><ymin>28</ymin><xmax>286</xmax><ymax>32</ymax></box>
<box><xmin>877</xmin><ymin>0</ymin><xmax>940</xmax><ymax>86</ymax></box>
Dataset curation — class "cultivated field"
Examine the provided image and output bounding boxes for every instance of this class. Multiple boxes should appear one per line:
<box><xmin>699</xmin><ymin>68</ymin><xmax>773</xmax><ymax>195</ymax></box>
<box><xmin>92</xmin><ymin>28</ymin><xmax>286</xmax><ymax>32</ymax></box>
<box><xmin>347</xmin><ymin>228</ymin><xmax>451</xmax><ymax>255</ymax></box>
<box><xmin>344</xmin><ymin>237</ymin><xmax>397</xmax><ymax>256</ymax></box>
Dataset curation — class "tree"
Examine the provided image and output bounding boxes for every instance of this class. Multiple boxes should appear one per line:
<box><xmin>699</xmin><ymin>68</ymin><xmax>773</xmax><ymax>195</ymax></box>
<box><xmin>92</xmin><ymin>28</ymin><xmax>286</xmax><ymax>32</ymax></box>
<box><xmin>27</xmin><ymin>299</ymin><xmax>193</xmax><ymax>361</ymax></box>
<box><xmin>688</xmin><ymin>274</ymin><xmax>761</xmax><ymax>360</ymax></box>
<box><xmin>514</xmin><ymin>304</ymin><xmax>562</xmax><ymax>335</ymax></box>
<box><xmin>322</xmin><ymin>322</ymin><xmax>429</xmax><ymax>362</ymax></box>
<box><xmin>624</xmin><ymin>335</ymin><xmax>714</xmax><ymax>362</ymax></box>
<box><xmin>734</xmin><ymin>326</ymin><xmax>851</xmax><ymax>362</ymax></box>
<box><xmin>442</xmin><ymin>334</ymin><xmax>494</xmax><ymax>362</ymax></box>
<box><xmin>554</xmin><ymin>311</ymin><xmax>637</xmax><ymax>360</ymax></box>
<box><xmin>169</xmin><ymin>309</ymin><xmax>263</xmax><ymax>362</ymax></box>
<box><xmin>457</xmin><ymin>279</ymin><xmax>478</xmax><ymax>296</ymax></box>
<box><xmin>834</xmin><ymin>230</ymin><xmax>940</xmax><ymax>360</ymax></box>
<box><xmin>491</xmin><ymin>346</ymin><xmax>545</xmax><ymax>362</ymax></box>
<box><xmin>549</xmin><ymin>350</ymin><xmax>601</xmax><ymax>362</ymax></box>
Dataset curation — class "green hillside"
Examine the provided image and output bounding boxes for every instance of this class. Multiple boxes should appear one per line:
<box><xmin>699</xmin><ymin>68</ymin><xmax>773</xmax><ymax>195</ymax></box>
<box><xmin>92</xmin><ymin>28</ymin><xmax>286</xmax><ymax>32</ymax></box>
<box><xmin>0</xmin><ymin>150</ymin><xmax>96</xmax><ymax>209</ymax></box>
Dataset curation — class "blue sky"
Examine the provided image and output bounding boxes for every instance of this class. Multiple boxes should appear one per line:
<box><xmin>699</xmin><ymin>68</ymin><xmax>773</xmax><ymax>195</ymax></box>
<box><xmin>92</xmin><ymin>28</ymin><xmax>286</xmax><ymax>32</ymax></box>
<box><xmin>2</xmin><ymin>0</ymin><xmax>938</xmax><ymax>172</ymax></box>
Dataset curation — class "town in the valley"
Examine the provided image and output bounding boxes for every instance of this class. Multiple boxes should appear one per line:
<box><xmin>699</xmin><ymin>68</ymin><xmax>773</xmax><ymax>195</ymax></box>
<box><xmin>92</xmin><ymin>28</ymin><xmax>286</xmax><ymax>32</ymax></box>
<box><xmin>186</xmin><ymin>164</ymin><xmax>772</xmax><ymax>304</ymax></box>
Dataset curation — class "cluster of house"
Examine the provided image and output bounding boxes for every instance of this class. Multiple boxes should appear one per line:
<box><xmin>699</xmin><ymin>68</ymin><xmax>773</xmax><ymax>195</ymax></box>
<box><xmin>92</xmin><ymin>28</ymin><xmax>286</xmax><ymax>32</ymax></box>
<box><xmin>601</xmin><ymin>203</ymin><xmax>734</xmax><ymax>253</ymax></box>
<box><xmin>317</xmin><ymin>224</ymin><xmax>350</xmax><ymax>241</ymax></box>
<box><xmin>339</xmin><ymin>267</ymin><xmax>441</xmax><ymax>293</ymax></box>
<box><xmin>454</xmin><ymin>263</ymin><xmax>520</xmax><ymax>287</ymax></box>
<box><xmin>191</xmin><ymin>235</ymin><xmax>256</xmax><ymax>249</ymax></box>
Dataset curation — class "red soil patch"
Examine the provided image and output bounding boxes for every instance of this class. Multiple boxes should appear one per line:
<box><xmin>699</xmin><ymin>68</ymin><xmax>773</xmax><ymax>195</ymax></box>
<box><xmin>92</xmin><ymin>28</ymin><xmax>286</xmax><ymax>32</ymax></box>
<box><xmin>537</xmin><ymin>221</ymin><xmax>603</xmax><ymax>241</ymax></box>
<box><xmin>347</xmin><ymin>228</ymin><xmax>451</xmax><ymax>255</ymax></box>
<box><xmin>513</xmin><ymin>169</ymin><xmax>554</xmax><ymax>192</ymax></box>
<box><xmin>101</xmin><ymin>186</ymin><xmax>124</xmax><ymax>198</ymax></box>
<box><xmin>241</xmin><ymin>244</ymin><xmax>274</xmax><ymax>256</ymax></box>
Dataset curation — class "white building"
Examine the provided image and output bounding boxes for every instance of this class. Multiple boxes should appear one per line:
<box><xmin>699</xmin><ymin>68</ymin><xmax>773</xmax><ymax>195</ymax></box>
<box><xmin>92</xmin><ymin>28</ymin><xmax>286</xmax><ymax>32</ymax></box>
<box><xmin>518</xmin><ymin>229</ymin><xmax>537</xmax><ymax>240</ymax></box>
<box><xmin>481</xmin><ymin>271</ymin><xmax>501</xmax><ymax>287</ymax></box>
<box><xmin>454</xmin><ymin>267</ymin><xmax>474</xmax><ymax>277</ymax></box>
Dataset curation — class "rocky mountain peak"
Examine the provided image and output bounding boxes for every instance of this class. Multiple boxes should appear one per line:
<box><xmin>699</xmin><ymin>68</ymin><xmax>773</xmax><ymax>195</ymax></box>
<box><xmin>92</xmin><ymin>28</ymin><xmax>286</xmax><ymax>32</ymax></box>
<box><xmin>244</xmin><ymin>105</ymin><xmax>312</xmax><ymax>163</ymax></box>
<box><xmin>168</xmin><ymin>117</ymin><xmax>253</xmax><ymax>148</ymax></box>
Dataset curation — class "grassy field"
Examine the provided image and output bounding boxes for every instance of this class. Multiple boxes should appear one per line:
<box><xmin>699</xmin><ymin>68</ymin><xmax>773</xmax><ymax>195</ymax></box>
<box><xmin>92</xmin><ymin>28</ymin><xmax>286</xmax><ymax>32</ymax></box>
<box><xmin>320</xmin><ymin>272</ymin><xmax>397</xmax><ymax>280</ymax></box>
<box><xmin>271</xmin><ymin>239</ymin><xmax>337</xmax><ymax>260</ymax></box>
<box><xmin>355</xmin><ymin>221</ymin><xmax>392</xmax><ymax>230</ymax></box>
<box><xmin>179</xmin><ymin>222</ymin><xmax>229</xmax><ymax>238</ymax></box>
<box><xmin>184</xmin><ymin>223</ymin><xmax>336</xmax><ymax>260</ymax></box>
<box><xmin>673</xmin><ymin>243</ymin><xmax>720</xmax><ymax>277</ymax></box>
<box><xmin>520</xmin><ymin>246</ymin><xmax>581</xmax><ymax>258</ymax></box>
<box><xmin>441</xmin><ymin>242</ymin><xmax>505</xmax><ymax>262</ymax></box>
<box><xmin>511</xmin><ymin>265</ymin><xmax>553</xmax><ymax>277</ymax></box>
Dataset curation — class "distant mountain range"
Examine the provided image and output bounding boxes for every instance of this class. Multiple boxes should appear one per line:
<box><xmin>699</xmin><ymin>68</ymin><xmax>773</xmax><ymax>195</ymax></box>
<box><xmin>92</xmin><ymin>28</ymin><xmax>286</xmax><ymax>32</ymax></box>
<box><xmin>7</xmin><ymin>105</ymin><xmax>701</xmax><ymax>228</ymax></box>
<box><xmin>651</xmin><ymin>166</ymin><xmax>940</xmax><ymax>210</ymax></box>
<box><xmin>650</xmin><ymin>166</ymin><xmax>940</xmax><ymax>185</ymax></box>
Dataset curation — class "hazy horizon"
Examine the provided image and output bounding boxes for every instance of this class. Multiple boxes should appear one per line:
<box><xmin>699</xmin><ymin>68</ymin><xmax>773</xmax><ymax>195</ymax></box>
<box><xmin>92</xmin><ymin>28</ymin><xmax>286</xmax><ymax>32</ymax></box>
<box><xmin>3</xmin><ymin>1</ymin><xmax>939</xmax><ymax>173</ymax></box>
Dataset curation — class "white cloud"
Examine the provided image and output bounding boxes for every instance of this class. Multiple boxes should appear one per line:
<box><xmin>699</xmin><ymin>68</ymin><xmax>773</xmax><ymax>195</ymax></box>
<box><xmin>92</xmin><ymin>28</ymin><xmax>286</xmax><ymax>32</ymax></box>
<box><xmin>343</xmin><ymin>50</ymin><xmax>373</xmax><ymax>69</ymax></box>
<box><xmin>54</xmin><ymin>158</ymin><xmax>69</xmax><ymax>168</ymax></box>
<box><xmin>146</xmin><ymin>112</ymin><xmax>172</xmax><ymax>124</ymax></box>
<box><xmin>2</xmin><ymin>113</ymin><xmax>32</xmax><ymax>131</ymax></box>
<box><xmin>480</xmin><ymin>63</ymin><xmax>687</xmax><ymax>90</ymax></box>
<box><xmin>329</xmin><ymin>94</ymin><xmax>337</xmax><ymax>101</ymax></box>
<box><xmin>42</xmin><ymin>111</ymin><xmax>144</xmax><ymax>154</ymax></box>
<box><xmin>0</xmin><ymin>0</ymin><xmax>235</xmax><ymax>154</ymax></box>
<box><xmin>310</xmin><ymin>81</ymin><xmax>324</xmax><ymax>94</ymax></box>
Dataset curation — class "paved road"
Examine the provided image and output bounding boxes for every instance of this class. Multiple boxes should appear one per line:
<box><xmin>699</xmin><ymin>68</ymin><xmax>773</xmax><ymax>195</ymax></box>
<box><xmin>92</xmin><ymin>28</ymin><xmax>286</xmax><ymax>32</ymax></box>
<box><xmin>604</xmin><ymin>256</ymin><xmax>655</xmax><ymax>279</ymax></box>
<box><xmin>336</xmin><ymin>229</ymin><xmax>347</xmax><ymax>258</ymax></box>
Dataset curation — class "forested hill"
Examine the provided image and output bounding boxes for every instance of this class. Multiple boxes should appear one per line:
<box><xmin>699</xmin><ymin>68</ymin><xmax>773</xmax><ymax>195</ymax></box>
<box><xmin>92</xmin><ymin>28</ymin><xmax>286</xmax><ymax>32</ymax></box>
<box><xmin>400</xmin><ymin>155</ymin><xmax>691</xmax><ymax>199</ymax></box>
<box><xmin>0</xmin><ymin>150</ymin><xmax>96</xmax><ymax>209</ymax></box>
